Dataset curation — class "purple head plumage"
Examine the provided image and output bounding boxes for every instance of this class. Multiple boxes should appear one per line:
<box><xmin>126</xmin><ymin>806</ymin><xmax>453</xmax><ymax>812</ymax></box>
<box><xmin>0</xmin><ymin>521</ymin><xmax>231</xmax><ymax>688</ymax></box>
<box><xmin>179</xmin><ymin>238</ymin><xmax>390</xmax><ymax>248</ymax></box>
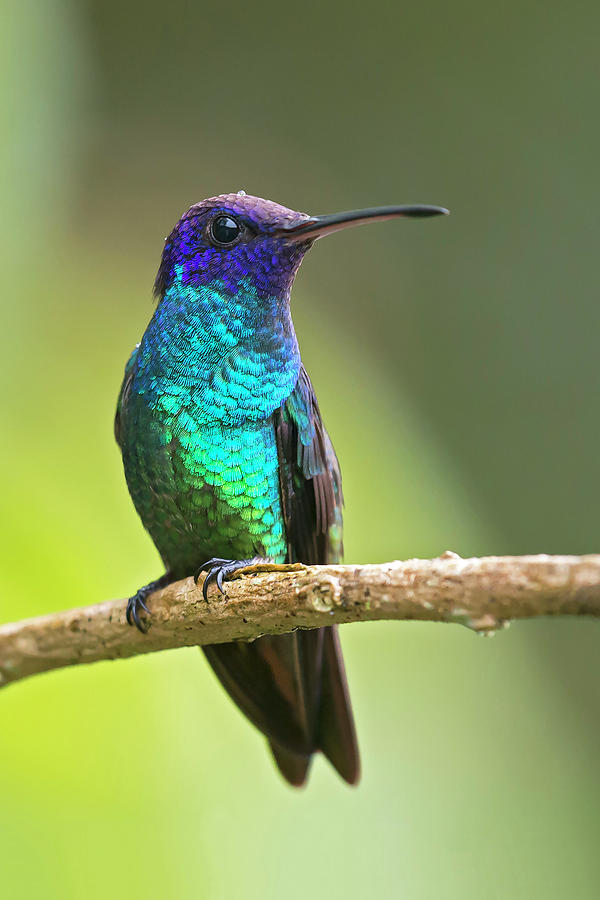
<box><xmin>154</xmin><ymin>191</ymin><xmax>449</xmax><ymax>300</ymax></box>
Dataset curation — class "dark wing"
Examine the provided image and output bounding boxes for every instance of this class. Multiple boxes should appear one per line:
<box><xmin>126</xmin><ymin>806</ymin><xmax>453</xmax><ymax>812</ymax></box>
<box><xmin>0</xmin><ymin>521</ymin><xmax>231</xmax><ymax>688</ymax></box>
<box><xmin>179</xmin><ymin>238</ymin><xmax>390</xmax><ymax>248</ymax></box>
<box><xmin>203</xmin><ymin>366</ymin><xmax>359</xmax><ymax>785</ymax></box>
<box><xmin>114</xmin><ymin>345</ymin><xmax>139</xmax><ymax>448</ymax></box>
<box><xmin>274</xmin><ymin>365</ymin><xmax>344</xmax><ymax>566</ymax></box>
<box><xmin>271</xmin><ymin>367</ymin><xmax>358</xmax><ymax>783</ymax></box>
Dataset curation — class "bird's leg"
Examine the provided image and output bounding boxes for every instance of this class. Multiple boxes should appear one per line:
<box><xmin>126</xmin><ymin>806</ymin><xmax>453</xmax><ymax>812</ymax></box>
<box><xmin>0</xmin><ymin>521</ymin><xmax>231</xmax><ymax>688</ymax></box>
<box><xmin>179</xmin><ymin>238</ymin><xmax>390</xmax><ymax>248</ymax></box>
<box><xmin>126</xmin><ymin>572</ymin><xmax>173</xmax><ymax>633</ymax></box>
<box><xmin>194</xmin><ymin>557</ymin><xmax>273</xmax><ymax>602</ymax></box>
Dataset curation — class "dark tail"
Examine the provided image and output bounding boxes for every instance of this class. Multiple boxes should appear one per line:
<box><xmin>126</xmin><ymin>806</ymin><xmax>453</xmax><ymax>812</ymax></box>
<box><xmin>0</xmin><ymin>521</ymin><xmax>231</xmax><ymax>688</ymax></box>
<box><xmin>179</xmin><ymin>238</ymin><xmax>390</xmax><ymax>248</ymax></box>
<box><xmin>202</xmin><ymin>626</ymin><xmax>359</xmax><ymax>786</ymax></box>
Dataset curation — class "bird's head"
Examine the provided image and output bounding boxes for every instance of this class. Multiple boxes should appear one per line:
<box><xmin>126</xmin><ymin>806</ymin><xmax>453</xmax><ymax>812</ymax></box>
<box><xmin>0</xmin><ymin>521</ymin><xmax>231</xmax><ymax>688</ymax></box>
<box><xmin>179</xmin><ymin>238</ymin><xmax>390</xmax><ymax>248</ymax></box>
<box><xmin>154</xmin><ymin>191</ymin><xmax>448</xmax><ymax>301</ymax></box>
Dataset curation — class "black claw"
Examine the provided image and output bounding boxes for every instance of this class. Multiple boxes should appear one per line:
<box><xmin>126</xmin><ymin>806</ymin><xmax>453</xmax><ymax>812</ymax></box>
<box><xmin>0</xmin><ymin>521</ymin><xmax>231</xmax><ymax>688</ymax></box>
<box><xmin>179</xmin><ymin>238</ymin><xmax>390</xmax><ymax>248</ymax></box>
<box><xmin>126</xmin><ymin>592</ymin><xmax>150</xmax><ymax>632</ymax></box>
<box><xmin>125</xmin><ymin>574</ymin><xmax>172</xmax><ymax>634</ymax></box>
<box><xmin>197</xmin><ymin>557</ymin><xmax>269</xmax><ymax>602</ymax></box>
<box><xmin>194</xmin><ymin>557</ymin><xmax>228</xmax><ymax>584</ymax></box>
<box><xmin>202</xmin><ymin>568</ymin><xmax>218</xmax><ymax>602</ymax></box>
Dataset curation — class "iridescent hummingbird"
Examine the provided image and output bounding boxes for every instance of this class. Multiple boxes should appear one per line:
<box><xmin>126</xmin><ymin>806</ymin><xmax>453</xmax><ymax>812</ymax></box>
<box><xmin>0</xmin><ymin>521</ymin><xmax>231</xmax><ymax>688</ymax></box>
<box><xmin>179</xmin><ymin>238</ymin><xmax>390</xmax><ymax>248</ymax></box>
<box><xmin>115</xmin><ymin>192</ymin><xmax>448</xmax><ymax>785</ymax></box>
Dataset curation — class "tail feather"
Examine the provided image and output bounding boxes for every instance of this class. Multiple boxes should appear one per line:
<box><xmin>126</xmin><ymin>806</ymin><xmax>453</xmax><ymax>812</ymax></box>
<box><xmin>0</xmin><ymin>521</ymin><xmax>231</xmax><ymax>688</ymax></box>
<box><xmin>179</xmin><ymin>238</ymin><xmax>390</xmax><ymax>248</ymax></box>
<box><xmin>202</xmin><ymin>626</ymin><xmax>359</xmax><ymax>786</ymax></box>
<box><xmin>269</xmin><ymin>740</ymin><xmax>311</xmax><ymax>787</ymax></box>
<box><xmin>318</xmin><ymin>626</ymin><xmax>360</xmax><ymax>784</ymax></box>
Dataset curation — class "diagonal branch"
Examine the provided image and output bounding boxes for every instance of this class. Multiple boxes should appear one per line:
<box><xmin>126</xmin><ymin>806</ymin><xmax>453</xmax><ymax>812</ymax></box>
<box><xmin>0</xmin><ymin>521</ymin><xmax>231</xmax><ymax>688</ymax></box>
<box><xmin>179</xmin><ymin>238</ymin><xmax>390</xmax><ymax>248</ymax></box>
<box><xmin>1</xmin><ymin>553</ymin><xmax>600</xmax><ymax>689</ymax></box>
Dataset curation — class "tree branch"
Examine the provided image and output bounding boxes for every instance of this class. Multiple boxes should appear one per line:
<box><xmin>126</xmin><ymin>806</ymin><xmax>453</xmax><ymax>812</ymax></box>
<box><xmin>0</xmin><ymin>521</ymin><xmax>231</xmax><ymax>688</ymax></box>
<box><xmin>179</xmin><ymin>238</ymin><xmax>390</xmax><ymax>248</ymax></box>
<box><xmin>1</xmin><ymin>553</ymin><xmax>600</xmax><ymax>689</ymax></box>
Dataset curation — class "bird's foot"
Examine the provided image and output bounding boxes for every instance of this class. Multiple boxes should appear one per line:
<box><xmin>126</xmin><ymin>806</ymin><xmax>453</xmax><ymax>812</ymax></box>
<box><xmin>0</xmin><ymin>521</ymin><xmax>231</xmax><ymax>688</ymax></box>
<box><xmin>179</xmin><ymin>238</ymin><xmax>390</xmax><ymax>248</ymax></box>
<box><xmin>194</xmin><ymin>557</ymin><xmax>271</xmax><ymax>601</ymax></box>
<box><xmin>126</xmin><ymin>573</ymin><xmax>172</xmax><ymax>633</ymax></box>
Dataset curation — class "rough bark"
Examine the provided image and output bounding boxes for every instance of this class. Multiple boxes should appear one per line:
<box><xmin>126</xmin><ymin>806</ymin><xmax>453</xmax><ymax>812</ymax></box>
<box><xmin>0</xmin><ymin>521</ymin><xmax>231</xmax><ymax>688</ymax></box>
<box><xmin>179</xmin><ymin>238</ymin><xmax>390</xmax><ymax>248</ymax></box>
<box><xmin>1</xmin><ymin>553</ymin><xmax>599</xmax><ymax>688</ymax></box>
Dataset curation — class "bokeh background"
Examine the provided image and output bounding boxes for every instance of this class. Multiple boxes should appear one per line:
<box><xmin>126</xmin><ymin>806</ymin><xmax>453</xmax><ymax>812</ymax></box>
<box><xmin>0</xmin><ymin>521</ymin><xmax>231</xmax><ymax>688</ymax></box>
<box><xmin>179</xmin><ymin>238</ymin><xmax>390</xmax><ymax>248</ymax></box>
<box><xmin>2</xmin><ymin>1</ymin><xmax>600</xmax><ymax>897</ymax></box>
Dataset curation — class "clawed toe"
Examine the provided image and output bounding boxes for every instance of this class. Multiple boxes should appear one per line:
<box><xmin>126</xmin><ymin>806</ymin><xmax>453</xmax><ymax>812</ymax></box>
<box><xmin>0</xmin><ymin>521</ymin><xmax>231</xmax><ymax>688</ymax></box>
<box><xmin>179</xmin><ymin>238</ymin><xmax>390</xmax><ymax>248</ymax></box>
<box><xmin>196</xmin><ymin>557</ymin><xmax>266</xmax><ymax>601</ymax></box>
<box><xmin>194</xmin><ymin>557</ymin><xmax>228</xmax><ymax>585</ymax></box>
<box><xmin>126</xmin><ymin>593</ymin><xmax>150</xmax><ymax>632</ymax></box>
<box><xmin>125</xmin><ymin>573</ymin><xmax>172</xmax><ymax>633</ymax></box>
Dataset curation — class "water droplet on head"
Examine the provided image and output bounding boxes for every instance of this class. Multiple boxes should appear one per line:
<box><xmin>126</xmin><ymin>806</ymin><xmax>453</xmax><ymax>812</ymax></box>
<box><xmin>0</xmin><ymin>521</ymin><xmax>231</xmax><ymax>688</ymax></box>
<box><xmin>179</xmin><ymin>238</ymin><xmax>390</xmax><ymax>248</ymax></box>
<box><xmin>237</xmin><ymin>189</ymin><xmax>246</xmax><ymax>196</ymax></box>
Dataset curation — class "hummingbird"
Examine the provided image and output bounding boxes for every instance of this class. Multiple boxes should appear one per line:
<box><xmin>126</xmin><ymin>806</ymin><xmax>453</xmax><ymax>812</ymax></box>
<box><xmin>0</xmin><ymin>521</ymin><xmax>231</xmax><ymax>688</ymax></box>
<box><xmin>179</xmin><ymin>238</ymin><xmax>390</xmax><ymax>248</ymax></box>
<box><xmin>115</xmin><ymin>192</ymin><xmax>448</xmax><ymax>786</ymax></box>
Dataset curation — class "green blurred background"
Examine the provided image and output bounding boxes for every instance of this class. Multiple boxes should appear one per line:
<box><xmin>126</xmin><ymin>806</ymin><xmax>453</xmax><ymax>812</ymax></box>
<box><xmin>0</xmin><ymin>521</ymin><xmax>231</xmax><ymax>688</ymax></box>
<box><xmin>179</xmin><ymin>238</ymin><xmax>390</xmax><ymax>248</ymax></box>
<box><xmin>1</xmin><ymin>1</ymin><xmax>599</xmax><ymax>897</ymax></box>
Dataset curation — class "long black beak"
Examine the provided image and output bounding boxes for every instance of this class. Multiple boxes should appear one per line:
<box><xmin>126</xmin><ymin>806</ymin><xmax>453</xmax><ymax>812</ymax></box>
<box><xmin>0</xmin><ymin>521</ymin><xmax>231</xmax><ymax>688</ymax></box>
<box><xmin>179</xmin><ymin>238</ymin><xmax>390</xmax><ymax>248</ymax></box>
<box><xmin>283</xmin><ymin>204</ymin><xmax>449</xmax><ymax>241</ymax></box>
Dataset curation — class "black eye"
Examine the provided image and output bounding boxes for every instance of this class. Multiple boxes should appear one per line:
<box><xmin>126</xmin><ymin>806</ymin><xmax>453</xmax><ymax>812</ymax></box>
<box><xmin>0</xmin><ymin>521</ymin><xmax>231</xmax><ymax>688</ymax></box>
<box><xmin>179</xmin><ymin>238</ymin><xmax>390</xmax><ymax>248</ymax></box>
<box><xmin>210</xmin><ymin>215</ymin><xmax>241</xmax><ymax>245</ymax></box>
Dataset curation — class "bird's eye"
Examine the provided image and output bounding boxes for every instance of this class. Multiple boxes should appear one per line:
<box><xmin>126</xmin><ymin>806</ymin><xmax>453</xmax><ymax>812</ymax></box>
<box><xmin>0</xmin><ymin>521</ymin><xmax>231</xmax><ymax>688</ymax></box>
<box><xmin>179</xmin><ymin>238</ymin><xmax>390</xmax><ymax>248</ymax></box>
<box><xmin>210</xmin><ymin>215</ymin><xmax>241</xmax><ymax>246</ymax></box>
